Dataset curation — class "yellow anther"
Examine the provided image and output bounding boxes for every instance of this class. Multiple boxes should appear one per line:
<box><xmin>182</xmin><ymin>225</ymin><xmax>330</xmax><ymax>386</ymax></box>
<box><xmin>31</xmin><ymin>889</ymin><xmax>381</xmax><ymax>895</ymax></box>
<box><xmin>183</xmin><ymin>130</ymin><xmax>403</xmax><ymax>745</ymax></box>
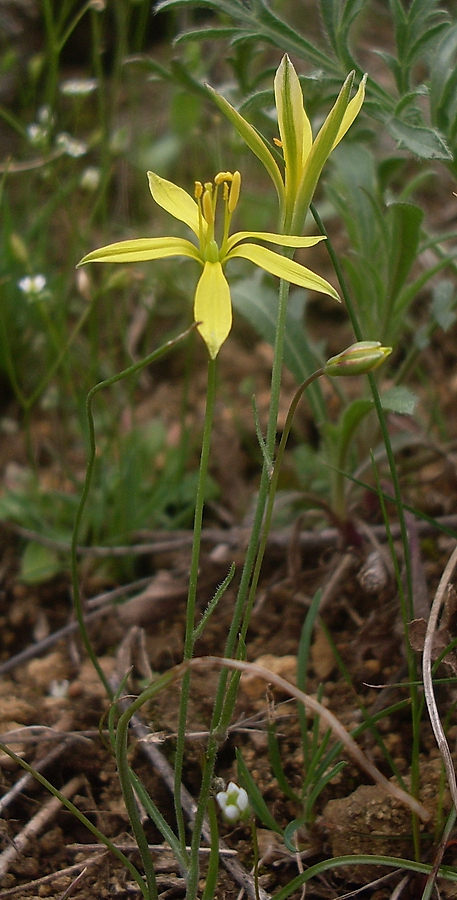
<box><xmin>273</xmin><ymin>137</ymin><xmax>283</xmax><ymax>147</ymax></box>
<box><xmin>215</xmin><ymin>171</ymin><xmax>233</xmax><ymax>185</ymax></box>
<box><xmin>202</xmin><ymin>188</ymin><xmax>214</xmax><ymax>224</ymax></box>
<box><xmin>228</xmin><ymin>170</ymin><xmax>241</xmax><ymax>213</ymax></box>
<box><xmin>204</xmin><ymin>182</ymin><xmax>213</xmax><ymax>194</ymax></box>
<box><xmin>223</xmin><ymin>182</ymin><xmax>229</xmax><ymax>201</ymax></box>
<box><xmin>194</xmin><ymin>181</ymin><xmax>203</xmax><ymax>199</ymax></box>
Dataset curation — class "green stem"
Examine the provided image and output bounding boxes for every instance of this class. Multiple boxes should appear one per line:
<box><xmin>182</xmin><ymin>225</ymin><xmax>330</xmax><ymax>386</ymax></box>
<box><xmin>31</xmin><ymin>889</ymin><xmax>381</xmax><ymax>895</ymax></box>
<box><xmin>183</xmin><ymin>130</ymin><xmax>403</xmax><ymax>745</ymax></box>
<box><xmin>184</xmin><ymin>279</ymin><xmax>292</xmax><ymax>900</ymax></box>
<box><xmin>173</xmin><ymin>357</ymin><xmax>218</xmax><ymax>863</ymax></box>
<box><xmin>236</xmin><ymin>368</ymin><xmax>325</xmax><ymax>653</ymax></box>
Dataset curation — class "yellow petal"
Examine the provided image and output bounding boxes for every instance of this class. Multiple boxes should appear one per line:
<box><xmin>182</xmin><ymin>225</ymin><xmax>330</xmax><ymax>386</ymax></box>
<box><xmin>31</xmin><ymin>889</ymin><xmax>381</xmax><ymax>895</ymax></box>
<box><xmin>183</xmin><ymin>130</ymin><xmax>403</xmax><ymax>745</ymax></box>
<box><xmin>332</xmin><ymin>74</ymin><xmax>367</xmax><ymax>151</ymax></box>
<box><xmin>194</xmin><ymin>262</ymin><xmax>232</xmax><ymax>359</ymax></box>
<box><xmin>227</xmin><ymin>243</ymin><xmax>340</xmax><ymax>300</ymax></box>
<box><xmin>226</xmin><ymin>231</ymin><xmax>326</xmax><ymax>252</ymax></box>
<box><xmin>77</xmin><ymin>236</ymin><xmax>200</xmax><ymax>266</ymax></box>
<box><xmin>147</xmin><ymin>172</ymin><xmax>205</xmax><ymax>238</ymax></box>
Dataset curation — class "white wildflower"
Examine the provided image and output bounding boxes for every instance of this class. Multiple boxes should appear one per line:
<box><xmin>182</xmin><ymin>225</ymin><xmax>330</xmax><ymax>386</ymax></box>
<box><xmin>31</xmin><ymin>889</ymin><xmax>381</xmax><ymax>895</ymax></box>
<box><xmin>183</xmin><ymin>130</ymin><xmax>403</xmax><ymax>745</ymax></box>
<box><xmin>216</xmin><ymin>782</ymin><xmax>250</xmax><ymax>824</ymax></box>
<box><xmin>48</xmin><ymin>679</ymin><xmax>69</xmax><ymax>699</ymax></box>
<box><xmin>60</xmin><ymin>78</ymin><xmax>98</xmax><ymax>97</ymax></box>
<box><xmin>27</xmin><ymin>123</ymin><xmax>47</xmax><ymax>146</ymax></box>
<box><xmin>37</xmin><ymin>105</ymin><xmax>53</xmax><ymax>125</ymax></box>
<box><xmin>56</xmin><ymin>132</ymin><xmax>87</xmax><ymax>158</ymax></box>
<box><xmin>80</xmin><ymin>166</ymin><xmax>101</xmax><ymax>191</ymax></box>
<box><xmin>18</xmin><ymin>274</ymin><xmax>47</xmax><ymax>295</ymax></box>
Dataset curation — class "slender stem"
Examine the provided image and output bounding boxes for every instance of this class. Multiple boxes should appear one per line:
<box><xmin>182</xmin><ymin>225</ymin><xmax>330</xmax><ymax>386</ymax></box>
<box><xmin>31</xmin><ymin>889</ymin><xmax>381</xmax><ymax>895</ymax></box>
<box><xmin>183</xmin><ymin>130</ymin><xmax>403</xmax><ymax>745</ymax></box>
<box><xmin>185</xmin><ymin>279</ymin><xmax>292</xmax><ymax>900</ymax></box>
<box><xmin>174</xmin><ymin>357</ymin><xmax>218</xmax><ymax>860</ymax></box>
<box><xmin>225</xmin><ymin>276</ymin><xmax>292</xmax><ymax>662</ymax></box>
<box><xmin>236</xmin><ymin>369</ymin><xmax>325</xmax><ymax>654</ymax></box>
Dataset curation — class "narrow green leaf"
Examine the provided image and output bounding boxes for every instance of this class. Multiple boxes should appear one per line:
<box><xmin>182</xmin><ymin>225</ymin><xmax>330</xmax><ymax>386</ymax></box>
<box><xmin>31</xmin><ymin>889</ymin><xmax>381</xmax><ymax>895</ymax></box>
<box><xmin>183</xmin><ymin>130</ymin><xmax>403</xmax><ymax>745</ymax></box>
<box><xmin>386</xmin><ymin>202</ymin><xmax>423</xmax><ymax>301</ymax></box>
<box><xmin>267</xmin><ymin>726</ymin><xmax>301</xmax><ymax>803</ymax></box>
<box><xmin>236</xmin><ymin>750</ymin><xmax>283</xmax><ymax>835</ymax></box>
<box><xmin>283</xmin><ymin>816</ymin><xmax>308</xmax><ymax>853</ymax></box>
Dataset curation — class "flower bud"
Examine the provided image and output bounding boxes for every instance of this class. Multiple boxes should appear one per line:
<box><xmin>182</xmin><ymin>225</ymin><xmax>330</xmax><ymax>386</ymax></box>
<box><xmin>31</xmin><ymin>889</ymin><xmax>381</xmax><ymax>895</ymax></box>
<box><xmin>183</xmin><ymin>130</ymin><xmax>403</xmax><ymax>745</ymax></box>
<box><xmin>324</xmin><ymin>341</ymin><xmax>392</xmax><ymax>377</ymax></box>
<box><xmin>216</xmin><ymin>781</ymin><xmax>250</xmax><ymax>824</ymax></box>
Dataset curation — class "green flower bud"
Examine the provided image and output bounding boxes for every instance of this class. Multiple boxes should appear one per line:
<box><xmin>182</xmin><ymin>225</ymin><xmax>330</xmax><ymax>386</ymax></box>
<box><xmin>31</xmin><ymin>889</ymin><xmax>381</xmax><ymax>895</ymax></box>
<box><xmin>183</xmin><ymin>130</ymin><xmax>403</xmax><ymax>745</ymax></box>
<box><xmin>324</xmin><ymin>341</ymin><xmax>392</xmax><ymax>377</ymax></box>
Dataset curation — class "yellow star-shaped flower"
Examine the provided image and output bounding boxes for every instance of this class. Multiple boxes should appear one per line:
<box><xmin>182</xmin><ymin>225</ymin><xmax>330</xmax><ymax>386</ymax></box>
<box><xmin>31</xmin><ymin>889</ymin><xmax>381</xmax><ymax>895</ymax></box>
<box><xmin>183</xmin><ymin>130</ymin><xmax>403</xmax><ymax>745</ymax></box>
<box><xmin>78</xmin><ymin>170</ymin><xmax>339</xmax><ymax>359</ymax></box>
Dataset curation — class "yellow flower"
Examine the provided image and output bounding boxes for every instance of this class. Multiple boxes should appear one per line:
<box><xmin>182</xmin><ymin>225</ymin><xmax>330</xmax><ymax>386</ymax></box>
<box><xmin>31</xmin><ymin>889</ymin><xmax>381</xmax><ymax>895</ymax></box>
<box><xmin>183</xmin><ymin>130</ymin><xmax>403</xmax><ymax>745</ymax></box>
<box><xmin>207</xmin><ymin>55</ymin><xmax>366</xmax><ymax>233</ymax></box>
<box><xmin>77</xmin><ymin>170</ymin><xmax>339</xmax><ymax>359</ymax></box>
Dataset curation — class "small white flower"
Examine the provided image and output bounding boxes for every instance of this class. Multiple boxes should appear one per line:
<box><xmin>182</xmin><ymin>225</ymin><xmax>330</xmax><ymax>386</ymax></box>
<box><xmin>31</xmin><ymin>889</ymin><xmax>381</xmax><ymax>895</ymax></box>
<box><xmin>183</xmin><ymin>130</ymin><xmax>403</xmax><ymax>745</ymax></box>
<box><xmin>56</xmin><ymin>132</ymin><xmax>87</xmax><ymax>158</ymax></box>
<box><xmin>27</xmin><ymin>123</ymin><xmax>47</xmax><ymax>146</ymax></box>
<box><xmin>18</xmin><ymin>274</ymin><xmax>47</xmax><ymax>295</ymax></box>
<box><xmin>80</xmin><ymin>166</ymin><xmax>101</xmax><ymax>191</ymax></box>
<box><xmin>48</xmin><ymin>679</ymin><xmax>69</xmax><ymax>699</ymax></box>
<box><xmin>38</xmin><ymin>105</ymin><xmax>53</xmax><ymax>125</ymax></box>
<box><xmin>216</xmin><ymin>782</ymin><xmax>250</xmax><ymax>824</ymax></box>
<box><xmin>60</xmin><ymin>78</ymin><xmax>98</xmax><ymax>97</ymax></box>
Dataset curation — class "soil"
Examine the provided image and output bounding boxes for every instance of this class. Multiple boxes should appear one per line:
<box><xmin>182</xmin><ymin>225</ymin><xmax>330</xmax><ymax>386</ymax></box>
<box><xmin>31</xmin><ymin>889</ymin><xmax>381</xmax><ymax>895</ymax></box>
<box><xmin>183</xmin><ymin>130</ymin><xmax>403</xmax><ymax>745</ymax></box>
<box><xmin>1</xmin><ymin>327</ymin><xmax>457</xmax><ymax>900</ymax></box>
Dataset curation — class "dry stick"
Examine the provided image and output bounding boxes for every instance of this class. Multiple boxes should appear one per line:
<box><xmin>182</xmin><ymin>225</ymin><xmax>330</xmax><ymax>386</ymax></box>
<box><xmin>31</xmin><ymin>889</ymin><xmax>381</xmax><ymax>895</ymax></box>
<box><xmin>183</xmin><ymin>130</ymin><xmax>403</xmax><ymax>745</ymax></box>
<box><xmin>184</xmin><ymin>658</ymin><xmax>430</xmax><ymax>823</ymax></box>
<box><xmin>0</xmin><ymin>775</ymin><xmax>84</xmax><ymax>881</ymax></box>
<box><xmin>66</xmin><ymin>843</ymin><xmax>236</xmax><ymax>857</ymax></box>
<box><xmin>0</xmin><ymin>577</ymin><xmax>154</xmax><ymax>678</ymax></box>
<box><xmin>6</xmin><ymin>514</ymin><xmax>457</xmax><ymax>558</ymax></box>
<box><xmin>0</xmin><ymin>855</ymin><xmax>106</xmax><ymax>898</ymax></box>
<box><xmin>0</xmin><ymin>738</ymin><xmax>81</xmax><ymax>815</ymax></box>
<box><xmin>423</xmin><ymin>544</ymin><xmax>457</xmax><ymax>812</ymax></box>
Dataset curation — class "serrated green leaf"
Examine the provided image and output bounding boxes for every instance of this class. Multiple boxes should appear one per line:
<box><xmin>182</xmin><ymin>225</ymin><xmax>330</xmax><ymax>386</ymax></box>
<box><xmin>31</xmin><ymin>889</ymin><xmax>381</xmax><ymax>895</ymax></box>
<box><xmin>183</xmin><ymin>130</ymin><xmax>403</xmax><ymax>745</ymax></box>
<box><xmin>20</xmin><ymin>542</ymin><xmax>62</xmax><ymax>584</ymax></box>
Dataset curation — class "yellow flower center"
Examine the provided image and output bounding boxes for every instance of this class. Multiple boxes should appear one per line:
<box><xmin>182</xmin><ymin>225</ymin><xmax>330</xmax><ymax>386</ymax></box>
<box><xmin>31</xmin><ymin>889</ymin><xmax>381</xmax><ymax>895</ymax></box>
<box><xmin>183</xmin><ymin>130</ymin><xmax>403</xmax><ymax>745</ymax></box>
<box><xmin>194</xmin><ymin>171</ymin><xmax>241</xmax><ymax>261</ymax></box>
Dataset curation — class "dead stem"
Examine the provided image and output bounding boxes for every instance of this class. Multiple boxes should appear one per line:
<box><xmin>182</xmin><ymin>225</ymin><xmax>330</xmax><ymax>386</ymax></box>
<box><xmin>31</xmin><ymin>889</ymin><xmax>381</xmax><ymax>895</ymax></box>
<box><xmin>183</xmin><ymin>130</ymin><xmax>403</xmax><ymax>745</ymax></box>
<box><xmin>423</xmin><ymin>544</ymin><xmax>457</xmax><ymax>810</ymax></box>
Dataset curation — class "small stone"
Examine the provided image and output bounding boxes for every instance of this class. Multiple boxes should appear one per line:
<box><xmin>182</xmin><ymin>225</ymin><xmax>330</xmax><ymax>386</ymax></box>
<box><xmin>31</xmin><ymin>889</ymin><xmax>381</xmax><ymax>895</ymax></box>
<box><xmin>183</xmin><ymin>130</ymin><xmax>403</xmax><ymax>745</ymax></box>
<box><xmin>25</xmin><ymin>652</ymin><xmax>69</xmax><ymax>691</ymax></box>
<box><xmin>240</xmin><ymin>654</ymin><xmax>297</xmax><ymax>700</ymax></box>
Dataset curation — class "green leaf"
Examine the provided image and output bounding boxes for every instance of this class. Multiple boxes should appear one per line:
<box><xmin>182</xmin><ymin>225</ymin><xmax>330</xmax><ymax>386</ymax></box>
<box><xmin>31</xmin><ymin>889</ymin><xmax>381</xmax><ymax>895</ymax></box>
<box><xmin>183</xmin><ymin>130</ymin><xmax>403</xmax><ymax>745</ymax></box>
<box><xmin>236</xmin><ymin>749</ymin><xmax>283</xmax><ymax>835</ymax></box>
<box><xmin>284</xmin><ymin>816</ymin><xmax>308</xmax><ymax>853</ymax></box>
<box><xmin>431</xmin><ymin>279</ymin><xmax>457</xmax><ymax>331</ymax></box>
<box><xmin>20</xmin><ymin>541</ymin><xmax>62</xmax><ymax>584</ymax></box>
<box><xmin>386</xmin><ymin>202</ymin><xmax>423</xmax><ymax>301</ymax></box>
<box><xmin>388</xmin><ymin>117</ymin><xmax>452</xmax><ymax>158</ymax></box>
<box><xmin>333</xmin><ymin>398</ymin><xmax>373</xmax><ymax>472</ymax></box>
<box><xmin>381</xmin><ymin>385</ymin><xmax>418</xmax><ymax>415</ymax></box>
